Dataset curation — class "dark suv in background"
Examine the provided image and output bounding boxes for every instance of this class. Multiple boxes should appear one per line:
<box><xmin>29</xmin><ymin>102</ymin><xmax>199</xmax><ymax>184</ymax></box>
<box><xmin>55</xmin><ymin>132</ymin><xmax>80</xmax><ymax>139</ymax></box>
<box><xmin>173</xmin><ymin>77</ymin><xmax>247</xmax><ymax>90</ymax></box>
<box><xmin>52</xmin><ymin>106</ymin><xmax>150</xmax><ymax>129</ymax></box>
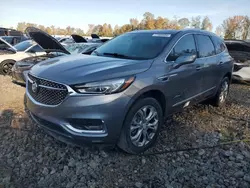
<box><xmin>25</xmin><ymin>29</ymin><xmax>233</xmax><ymax>154</ymax></box>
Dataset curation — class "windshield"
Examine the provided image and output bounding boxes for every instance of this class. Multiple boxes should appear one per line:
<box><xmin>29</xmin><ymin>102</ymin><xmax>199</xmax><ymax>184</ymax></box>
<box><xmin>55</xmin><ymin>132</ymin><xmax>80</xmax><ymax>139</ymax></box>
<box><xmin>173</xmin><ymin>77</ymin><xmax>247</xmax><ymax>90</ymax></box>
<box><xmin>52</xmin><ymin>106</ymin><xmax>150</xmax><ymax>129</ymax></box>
<box><xmin>14</xmin><ymin>40</ymin><xmax>33</xmax><ymax>51</ymax></box>
<box><xmin>65</xmin><ymin>43</ymin><xmax>97</xmax><ymax>54</ymax></box>
<box><xmin>93</xmin><ymin>32</ymin><xmax>173</xmax><ymax>60</ymax></box>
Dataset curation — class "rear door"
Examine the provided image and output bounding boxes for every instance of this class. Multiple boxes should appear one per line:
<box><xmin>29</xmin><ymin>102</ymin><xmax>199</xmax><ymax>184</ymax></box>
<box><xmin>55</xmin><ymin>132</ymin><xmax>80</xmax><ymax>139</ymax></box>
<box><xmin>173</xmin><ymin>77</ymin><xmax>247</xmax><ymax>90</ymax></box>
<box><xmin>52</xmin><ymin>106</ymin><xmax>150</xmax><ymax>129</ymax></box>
<box><xmin>211</xmin><ymin>36</ymin><xmax>228</xmax><ymax>82</ymax></box>
<box><xmin>164</xmin><ymin>34</ymin><xmax>202</xmax><ymax>108</ymax></box>
<box><xmin>194</xmin><ymin>35</ymin><xmax>217</xmax><ymax>97</ymax></box>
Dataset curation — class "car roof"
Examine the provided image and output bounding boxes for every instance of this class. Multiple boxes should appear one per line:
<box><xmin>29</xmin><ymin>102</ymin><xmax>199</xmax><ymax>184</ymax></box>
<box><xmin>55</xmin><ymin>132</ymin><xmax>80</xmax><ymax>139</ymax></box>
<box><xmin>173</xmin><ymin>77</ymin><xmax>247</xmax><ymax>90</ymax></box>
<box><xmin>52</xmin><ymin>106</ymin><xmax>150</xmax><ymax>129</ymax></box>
<box><xmin>129</xmin><ymin>29</ymin><xmax>179</xmax><ymax>34</ymax></box>
<box><xmin>129</xmin><ymin>29</ymin><xmax>217</xmax><ymax>37</ymax></box>
<box><xmin>67</xmin><ymin>42</ymin><xmax>101</xmax><ymax>46</ymax></box>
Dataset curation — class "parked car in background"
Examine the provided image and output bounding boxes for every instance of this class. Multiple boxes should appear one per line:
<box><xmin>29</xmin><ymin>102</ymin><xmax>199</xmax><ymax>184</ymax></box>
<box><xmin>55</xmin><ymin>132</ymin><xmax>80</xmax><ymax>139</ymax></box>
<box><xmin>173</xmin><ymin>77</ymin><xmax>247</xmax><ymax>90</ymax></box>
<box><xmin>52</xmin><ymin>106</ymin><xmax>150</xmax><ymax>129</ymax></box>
<box><xmin>25</xmin><ymin>29</ymin><xmax>233</xmax><ymax>154</ymax></box>
<box><xmin>225</xmin><ymin>39</ymin><xmax>250</xmax><ymax>83</ymax></box>
<box><xmin>0</xmin><ymin>27</ymin><xmax>23</xmax><ymax>36</ymax></box>
<box><xmin>88</xmin><ymin>34</ymin><xmax>110</xmax><ymax>43</ymax></box>
<box><xmin>0</xmin><ymin>39</ymin><xmax>44</xmax><ymax>75</ymax></box>
<box><xmin>12</xmin><ymin>27</ymin><xmax>102</xmax><ymax>85</ymax></box>
<box><xmin>0</xmin><ymin>36</ymin><xmax>29</xmax><ymax>45</ymax></box>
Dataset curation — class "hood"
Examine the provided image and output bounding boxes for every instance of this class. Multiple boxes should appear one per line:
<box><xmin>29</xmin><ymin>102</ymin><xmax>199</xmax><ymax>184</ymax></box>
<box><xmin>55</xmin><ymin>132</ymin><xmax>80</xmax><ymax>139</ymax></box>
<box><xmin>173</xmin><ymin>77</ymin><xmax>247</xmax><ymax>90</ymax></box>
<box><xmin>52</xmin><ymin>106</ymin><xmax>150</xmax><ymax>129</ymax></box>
<box><xmin>0</xmin><ymin>37</ymin><xmax>17</xmax><ymax>52</ymax></box>
<box><xmin>71</xmin><ymin>34</ymin><xmax>87</xmax><ymax>43</ymax></box>
<box><xmin>25</xmin><ymin>27</ymin><xmax>70</xmax><ymax>54</ymax></box>
<box><xmin>17</xmin><ymin>53</ymin><xmax>63</xmax><ymax>66</ymax></box>
<box><xmin>225</xmin><ymin>40</ymin><xmax>250</xmax><ymax>52</ymax></box>
<box><xmin>30</xmin><ymin>55</ymin><xmax>153</xmax><ymax>85</ymax></box>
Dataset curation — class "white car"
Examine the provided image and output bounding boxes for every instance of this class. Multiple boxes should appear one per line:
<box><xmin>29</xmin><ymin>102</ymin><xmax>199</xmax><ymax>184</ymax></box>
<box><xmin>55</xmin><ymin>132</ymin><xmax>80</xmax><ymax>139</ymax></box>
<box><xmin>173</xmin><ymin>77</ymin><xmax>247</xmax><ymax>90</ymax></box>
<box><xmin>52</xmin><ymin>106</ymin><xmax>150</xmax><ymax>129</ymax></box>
<box><xmin>0</xmin><ymin>39</ymin><xmax>45</xmax><ymax>75</ymax></box>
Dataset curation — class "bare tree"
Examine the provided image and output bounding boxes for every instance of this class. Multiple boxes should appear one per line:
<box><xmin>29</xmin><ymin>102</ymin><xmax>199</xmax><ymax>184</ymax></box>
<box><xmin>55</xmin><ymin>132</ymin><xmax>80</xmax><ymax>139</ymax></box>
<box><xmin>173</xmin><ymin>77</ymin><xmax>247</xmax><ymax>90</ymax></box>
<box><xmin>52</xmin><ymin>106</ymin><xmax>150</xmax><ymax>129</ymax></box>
<box><xmin>191</xmin><ymin>16</ymin><xmax>201</xmax><ymax>29</ymax></box>
<box><xmin>215</xmin><ymin>26</ymin><xmax>224</xmax><ymax>37</ymax></box>
<box><xmin>201</xmin><ymin>16</ymin><xmax>213</xmax><ymax>31</ymax></box>
<box><xmin>178</xmin><ymin>18</ymin><xmax>190</xmax><ymax>29</ymax></box>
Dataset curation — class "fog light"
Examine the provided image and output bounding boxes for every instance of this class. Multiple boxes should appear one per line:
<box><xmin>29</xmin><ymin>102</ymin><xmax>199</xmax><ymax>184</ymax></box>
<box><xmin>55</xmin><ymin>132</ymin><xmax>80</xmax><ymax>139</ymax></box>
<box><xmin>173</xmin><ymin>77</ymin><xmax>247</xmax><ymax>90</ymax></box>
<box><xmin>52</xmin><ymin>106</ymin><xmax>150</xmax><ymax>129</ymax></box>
<box><xmin>68</xmin><ymin>119</ymin><xmax>105</xmax><ymax>131</ymax></box>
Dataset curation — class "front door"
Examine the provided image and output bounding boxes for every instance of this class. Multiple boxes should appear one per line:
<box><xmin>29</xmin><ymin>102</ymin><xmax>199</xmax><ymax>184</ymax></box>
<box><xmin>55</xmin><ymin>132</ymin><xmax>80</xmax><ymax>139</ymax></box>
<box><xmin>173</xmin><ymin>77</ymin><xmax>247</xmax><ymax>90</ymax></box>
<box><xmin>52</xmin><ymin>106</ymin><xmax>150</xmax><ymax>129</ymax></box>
<box><xmin>163</xmin><ymin>34</ymin><xmax>202</xmax><ymax>111</ymax></box>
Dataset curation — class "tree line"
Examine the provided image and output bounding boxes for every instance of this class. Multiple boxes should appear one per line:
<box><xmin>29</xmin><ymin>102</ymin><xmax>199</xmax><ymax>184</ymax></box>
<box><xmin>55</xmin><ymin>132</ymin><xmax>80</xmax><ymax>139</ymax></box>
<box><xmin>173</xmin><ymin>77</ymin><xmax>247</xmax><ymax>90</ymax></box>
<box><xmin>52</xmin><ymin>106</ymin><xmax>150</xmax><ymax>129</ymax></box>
<box><xmin>15</xmin><ymin>12</ymin><xmax>250</xmax><ymax>40</ymax></box>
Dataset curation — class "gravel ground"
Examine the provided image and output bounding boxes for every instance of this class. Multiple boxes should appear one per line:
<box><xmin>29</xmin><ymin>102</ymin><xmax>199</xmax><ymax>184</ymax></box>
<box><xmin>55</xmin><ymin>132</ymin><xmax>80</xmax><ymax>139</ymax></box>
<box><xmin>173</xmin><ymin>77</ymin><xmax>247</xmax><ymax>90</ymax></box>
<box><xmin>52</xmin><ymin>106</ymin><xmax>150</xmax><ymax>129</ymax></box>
<box><xmin>0</xmin><ymin>75</ymin><xmax>250</xmax><ymax>188</ymax></box>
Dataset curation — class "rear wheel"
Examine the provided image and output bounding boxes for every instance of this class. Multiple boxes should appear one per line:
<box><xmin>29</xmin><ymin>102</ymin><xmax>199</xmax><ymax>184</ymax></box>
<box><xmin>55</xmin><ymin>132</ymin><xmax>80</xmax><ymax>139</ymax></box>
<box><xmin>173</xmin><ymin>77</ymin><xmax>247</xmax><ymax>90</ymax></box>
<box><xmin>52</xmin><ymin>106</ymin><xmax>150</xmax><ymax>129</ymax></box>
<box><xmin>117</xmin><ymin>98</ymin><xmax>163</xmax><ymax>154</ymax></box>
<box><xmin>0</xmin><ymin>60</ymin><xmax>16</xmax><ymax>76</ymax></box>
<box><xmin>209</xmin><ymin>77</ymin><xmax>230</xmax><ymax>107</ymax></box>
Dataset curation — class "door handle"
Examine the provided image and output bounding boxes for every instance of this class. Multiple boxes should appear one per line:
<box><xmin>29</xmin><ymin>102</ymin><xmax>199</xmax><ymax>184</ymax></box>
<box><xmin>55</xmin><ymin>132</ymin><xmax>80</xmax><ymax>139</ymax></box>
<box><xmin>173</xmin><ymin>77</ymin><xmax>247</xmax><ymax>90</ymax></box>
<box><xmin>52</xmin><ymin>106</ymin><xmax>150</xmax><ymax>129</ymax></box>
<box><xmin>157</xmin><ymin>74</ymin><xmax>177</xmax><ymax>81</ymax></box>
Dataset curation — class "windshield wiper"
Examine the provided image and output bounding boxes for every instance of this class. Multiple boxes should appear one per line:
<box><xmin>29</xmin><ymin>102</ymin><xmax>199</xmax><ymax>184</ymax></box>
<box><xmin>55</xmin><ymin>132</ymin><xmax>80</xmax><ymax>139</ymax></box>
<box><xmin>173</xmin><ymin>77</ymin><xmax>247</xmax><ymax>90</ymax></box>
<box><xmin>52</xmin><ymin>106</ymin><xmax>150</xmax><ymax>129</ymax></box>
<box><xmin>103</xmin><ymin>52</ymin><xmax>136</xmax><ymax>59</ymax></box>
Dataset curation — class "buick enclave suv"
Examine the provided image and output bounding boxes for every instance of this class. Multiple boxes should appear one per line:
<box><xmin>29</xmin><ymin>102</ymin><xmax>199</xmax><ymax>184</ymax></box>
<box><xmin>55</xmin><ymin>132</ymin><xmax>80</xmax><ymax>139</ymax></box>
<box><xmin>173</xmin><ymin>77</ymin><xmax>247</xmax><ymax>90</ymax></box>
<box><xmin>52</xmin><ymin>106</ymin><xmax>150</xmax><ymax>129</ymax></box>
<box><xmin>25</xmin><ymin>29</ymin><xmax>233</xmax><ymax>154</ymax></box>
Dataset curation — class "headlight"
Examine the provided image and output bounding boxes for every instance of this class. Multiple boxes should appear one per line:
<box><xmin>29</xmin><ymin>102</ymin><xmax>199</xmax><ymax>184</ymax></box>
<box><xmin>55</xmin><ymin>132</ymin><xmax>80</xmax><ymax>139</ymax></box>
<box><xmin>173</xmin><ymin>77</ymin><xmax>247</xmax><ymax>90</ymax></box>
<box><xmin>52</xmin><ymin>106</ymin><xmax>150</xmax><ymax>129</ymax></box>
<box><xmin>74</xmin><ymin>77</ymin><xmax>135</xmax><ymax>94</ymax></box>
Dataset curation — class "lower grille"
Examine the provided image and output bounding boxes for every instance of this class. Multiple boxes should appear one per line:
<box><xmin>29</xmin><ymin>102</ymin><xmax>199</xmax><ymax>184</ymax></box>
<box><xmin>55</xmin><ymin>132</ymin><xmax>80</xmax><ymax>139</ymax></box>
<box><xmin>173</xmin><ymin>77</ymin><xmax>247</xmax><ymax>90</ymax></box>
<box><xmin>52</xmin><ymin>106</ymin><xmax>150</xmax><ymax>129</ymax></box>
<box><xmin>27</xmin><ymin>73</ymin><xmax>68</xmax><ymax>105</ymax></box>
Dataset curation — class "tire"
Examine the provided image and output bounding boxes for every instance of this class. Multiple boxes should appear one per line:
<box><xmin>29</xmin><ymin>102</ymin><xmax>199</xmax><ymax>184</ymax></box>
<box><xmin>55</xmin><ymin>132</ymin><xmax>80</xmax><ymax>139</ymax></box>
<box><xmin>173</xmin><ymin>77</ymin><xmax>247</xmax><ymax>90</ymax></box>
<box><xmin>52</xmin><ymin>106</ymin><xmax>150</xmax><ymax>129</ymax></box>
<box><xmin>117</xmin><ymin>97</ymin><xmax>163</xmax><ymax>154</ymax></box>
<box><xmin>0</xmin><ymin>60</ymin><xmax>16</xmax><ymax>76</ymax></box>
<box><xmin>209</xmin><ymin>77</ymin><xmax>230</xmax><ymax>107</ymax></box>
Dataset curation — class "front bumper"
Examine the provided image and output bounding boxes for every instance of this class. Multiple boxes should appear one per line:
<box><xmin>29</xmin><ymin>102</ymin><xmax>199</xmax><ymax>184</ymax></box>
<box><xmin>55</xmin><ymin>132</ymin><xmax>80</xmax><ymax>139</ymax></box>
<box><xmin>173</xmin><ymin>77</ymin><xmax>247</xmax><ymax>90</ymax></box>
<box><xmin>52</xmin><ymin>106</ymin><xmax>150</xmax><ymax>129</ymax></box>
<box><xmin>26</xmin><ymin>88</ymin><xmax>131</xmax><ymax>145</ymax></box>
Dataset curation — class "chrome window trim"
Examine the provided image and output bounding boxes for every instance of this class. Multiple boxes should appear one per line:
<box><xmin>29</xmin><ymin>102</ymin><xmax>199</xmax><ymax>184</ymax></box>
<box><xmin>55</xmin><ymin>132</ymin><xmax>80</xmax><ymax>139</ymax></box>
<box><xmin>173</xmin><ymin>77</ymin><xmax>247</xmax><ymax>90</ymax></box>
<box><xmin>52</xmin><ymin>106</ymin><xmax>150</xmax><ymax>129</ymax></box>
<box><xmin>164</xmin><ymin>33</ymin><xmax>195</xmax><ymax>63</ymax></box>
<box><xmin>164</xmin><ymin>33</ymin><xmax>226</xmax><ymax>63</ymax></box>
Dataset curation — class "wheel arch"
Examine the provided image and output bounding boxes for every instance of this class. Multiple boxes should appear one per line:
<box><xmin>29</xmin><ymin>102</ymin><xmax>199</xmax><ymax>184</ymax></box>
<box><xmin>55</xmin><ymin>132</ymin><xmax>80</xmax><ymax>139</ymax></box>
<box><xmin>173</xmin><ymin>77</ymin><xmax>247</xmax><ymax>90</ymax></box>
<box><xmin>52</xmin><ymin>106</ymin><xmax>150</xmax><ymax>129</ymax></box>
<box><xmin>123</xmin><ymin>87</ymin><xmax>167</xmax><ymax>123</ymax></box>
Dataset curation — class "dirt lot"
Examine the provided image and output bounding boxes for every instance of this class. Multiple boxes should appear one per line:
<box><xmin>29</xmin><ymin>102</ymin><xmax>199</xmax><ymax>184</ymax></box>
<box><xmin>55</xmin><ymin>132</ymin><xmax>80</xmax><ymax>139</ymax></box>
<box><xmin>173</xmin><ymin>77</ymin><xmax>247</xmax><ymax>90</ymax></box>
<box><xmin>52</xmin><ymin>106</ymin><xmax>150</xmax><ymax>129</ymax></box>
<box><xmin>0</xmin><ymin>75</ymin><xmax>250</xmax><ymax>188</ymax></box>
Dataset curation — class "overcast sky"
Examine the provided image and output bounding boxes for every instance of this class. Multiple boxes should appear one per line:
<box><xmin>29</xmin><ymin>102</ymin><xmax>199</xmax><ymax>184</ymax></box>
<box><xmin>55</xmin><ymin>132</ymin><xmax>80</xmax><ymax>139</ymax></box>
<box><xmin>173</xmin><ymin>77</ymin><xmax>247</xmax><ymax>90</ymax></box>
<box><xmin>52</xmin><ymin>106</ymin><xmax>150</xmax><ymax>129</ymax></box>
<box><xmin>1</xmin><ymin>0</ymin><xmax>250</xmax><ymax>31</ymax></box>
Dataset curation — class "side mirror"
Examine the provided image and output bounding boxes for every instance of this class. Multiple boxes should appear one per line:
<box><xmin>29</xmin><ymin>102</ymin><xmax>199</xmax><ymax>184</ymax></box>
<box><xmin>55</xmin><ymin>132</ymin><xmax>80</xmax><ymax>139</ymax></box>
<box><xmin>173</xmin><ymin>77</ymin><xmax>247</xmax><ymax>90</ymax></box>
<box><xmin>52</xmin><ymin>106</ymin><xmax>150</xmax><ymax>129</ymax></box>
<box><xmin>173</xmin><ymin>54</ymin><xmax>197</xmax><ymax>69</ymax></box>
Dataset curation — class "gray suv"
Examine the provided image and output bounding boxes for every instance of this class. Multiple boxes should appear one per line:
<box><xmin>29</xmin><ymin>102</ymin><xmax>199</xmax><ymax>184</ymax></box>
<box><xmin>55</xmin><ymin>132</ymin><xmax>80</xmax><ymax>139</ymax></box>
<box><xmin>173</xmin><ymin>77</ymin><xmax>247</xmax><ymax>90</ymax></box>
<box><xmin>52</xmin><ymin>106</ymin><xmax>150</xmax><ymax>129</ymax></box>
<box><xmin>25</xmin><ymin>29</ymin><xmax>233</xmax><ymax>154</ymax></box>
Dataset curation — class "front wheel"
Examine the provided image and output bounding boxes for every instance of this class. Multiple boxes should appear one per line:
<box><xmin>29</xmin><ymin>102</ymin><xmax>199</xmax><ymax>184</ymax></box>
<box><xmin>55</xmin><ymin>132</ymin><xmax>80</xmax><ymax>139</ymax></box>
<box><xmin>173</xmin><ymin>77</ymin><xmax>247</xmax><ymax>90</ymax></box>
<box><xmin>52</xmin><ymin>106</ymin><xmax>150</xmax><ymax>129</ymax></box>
<box><xmin>209</xmin><ymin>77</ymin><xmax>230</xmax><ymax>107</ymax></box>
<box><xmin>117</xmin><ymin>98</ymin><xmax>163</xmax><ymax>154</ymax></box>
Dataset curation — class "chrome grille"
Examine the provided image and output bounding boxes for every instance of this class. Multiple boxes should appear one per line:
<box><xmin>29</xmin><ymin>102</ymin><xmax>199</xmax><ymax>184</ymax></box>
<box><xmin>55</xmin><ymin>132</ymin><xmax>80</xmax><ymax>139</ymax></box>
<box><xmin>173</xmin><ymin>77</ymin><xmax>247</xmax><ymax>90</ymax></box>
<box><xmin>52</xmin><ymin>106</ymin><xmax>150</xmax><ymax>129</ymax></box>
<box><xmin>27</xmin><ymin>73</ymin><xmax>68</xmax><ymax>105</ymax></box>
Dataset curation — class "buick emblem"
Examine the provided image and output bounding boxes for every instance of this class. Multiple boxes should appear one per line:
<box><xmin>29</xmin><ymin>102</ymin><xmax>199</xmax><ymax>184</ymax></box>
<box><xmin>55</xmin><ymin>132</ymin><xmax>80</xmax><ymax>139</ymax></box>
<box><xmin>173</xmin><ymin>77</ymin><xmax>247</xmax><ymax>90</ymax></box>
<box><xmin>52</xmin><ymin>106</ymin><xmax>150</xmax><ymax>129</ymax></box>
<box><xmin>32</xmin><ymin>81</ymin><xmax>38</xmax><ymax>93</ymax></box>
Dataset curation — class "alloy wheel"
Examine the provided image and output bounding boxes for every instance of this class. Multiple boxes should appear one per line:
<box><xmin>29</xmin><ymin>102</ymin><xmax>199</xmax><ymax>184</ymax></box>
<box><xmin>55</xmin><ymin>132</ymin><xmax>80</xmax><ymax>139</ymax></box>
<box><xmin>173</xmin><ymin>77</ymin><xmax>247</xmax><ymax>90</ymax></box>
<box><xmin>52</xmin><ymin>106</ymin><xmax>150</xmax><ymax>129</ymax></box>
<box><xmin>219</xmin><ymin>80</ymin><xmax>229</xmax><ymax>103</ymax></box>
<box><xmin>2</xmin><ymin>63</ymin><xmax>13</xmax><ymax>75</ymax></box>
<box><xmin>130</xmin><ymin>105</ymin><xmax>159</xmax><ymax>147</ymax></box>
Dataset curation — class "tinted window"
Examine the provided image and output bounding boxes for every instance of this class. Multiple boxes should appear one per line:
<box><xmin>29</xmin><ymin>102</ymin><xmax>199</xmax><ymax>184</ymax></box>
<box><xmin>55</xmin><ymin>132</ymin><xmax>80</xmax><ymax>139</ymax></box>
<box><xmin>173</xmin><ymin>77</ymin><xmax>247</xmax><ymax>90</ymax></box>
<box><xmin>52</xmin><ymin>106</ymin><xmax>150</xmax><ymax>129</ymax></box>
<box><xmin>211</xmin><ymin>36</ymin><xmax>226</xmax><ymax>54</ymax></box>
<box><xmin>0</xmin><ymin>39</ymin><xmax>10</xmax><ymax>49</ymax></box>
<box><xmin>28</xmin><ymin>45</ymin><xmax>44</xmax><ymax>53</ymax></box>
<box><xmin>14</xmin><ymin>40</ymin><xmax>33</xmax><ymax>51</ymax></box>
<box><xmin>94</xmin><ymin>33</ymin><xmax>173</xmax><ymax>60</ymax></box>
<box><xmin>167</xmin><ymin>35</ymin><xmax>196</xmax><ymax>61</ymax></box>
<box><xmin>196</xmin><ymin>35</ymin><xmax>215</xmax><ymax>58</ymax></box>
<box><xmin>1</xmin><ymin>37</ymin><xmax>13</xmax><ymax>44</ymax></box>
